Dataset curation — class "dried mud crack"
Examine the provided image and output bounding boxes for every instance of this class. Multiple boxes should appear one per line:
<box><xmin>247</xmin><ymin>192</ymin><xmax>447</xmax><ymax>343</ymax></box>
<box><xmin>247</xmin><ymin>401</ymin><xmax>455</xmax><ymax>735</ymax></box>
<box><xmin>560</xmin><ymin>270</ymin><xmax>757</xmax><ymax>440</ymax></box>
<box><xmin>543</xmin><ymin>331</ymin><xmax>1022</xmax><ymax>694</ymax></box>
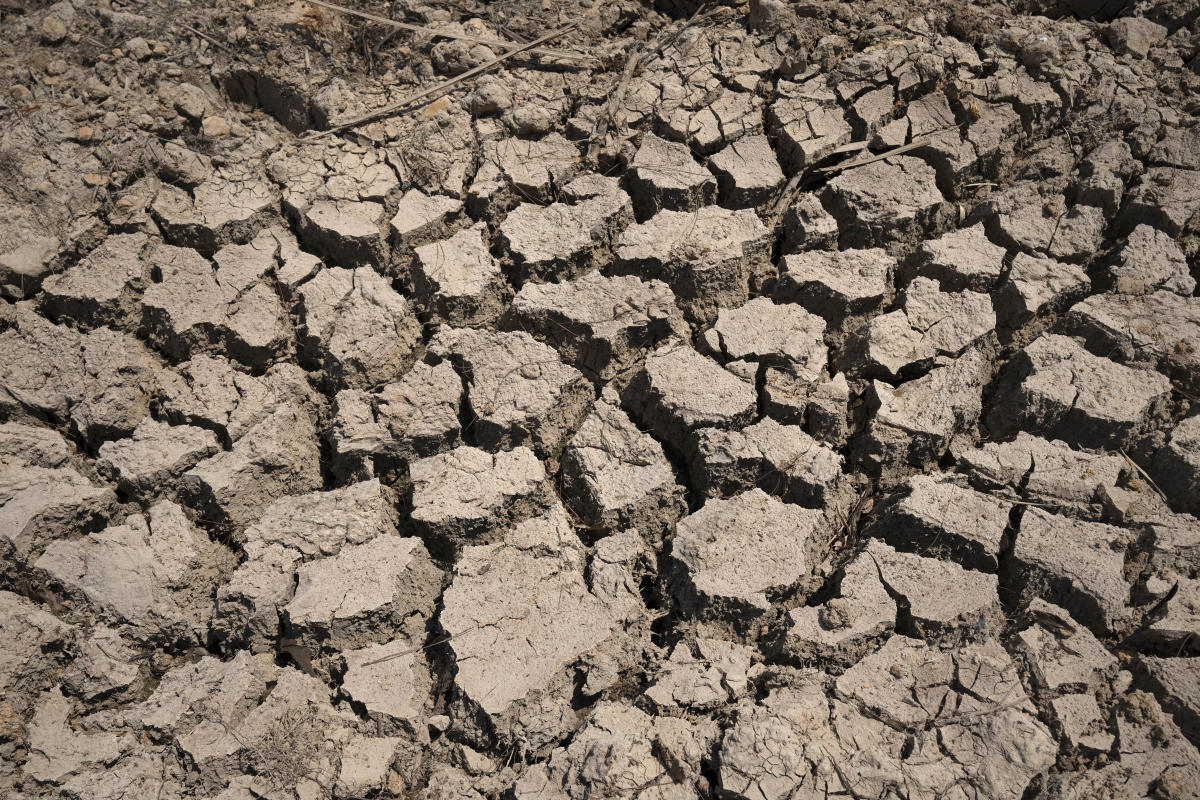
<box><xmin>1</xmin><ymin>0</ymin><xmax>1200</xmax><ymax>798</ymax></box>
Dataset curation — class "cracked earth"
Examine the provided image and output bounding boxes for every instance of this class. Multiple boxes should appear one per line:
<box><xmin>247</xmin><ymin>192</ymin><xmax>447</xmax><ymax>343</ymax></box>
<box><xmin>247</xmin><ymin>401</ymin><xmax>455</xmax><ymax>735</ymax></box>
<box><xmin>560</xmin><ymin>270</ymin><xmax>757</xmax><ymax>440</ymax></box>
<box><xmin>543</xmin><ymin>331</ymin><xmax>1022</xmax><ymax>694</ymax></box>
<box><xmin>2</xmin><ymin>0</ymin><xmax>1200</xmax><ymax>797</ymax></box>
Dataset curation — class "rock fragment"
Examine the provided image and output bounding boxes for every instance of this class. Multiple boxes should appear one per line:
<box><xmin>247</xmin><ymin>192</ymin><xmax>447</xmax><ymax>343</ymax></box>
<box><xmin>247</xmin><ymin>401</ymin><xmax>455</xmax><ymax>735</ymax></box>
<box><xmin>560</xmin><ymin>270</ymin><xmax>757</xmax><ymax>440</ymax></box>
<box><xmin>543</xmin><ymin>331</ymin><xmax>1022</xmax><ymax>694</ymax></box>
<box><xmin>504</xmin><ymin>271</ymin><xmax>685</xmax><ymax>382</ymax></box>
<box><xmin>412</xmin><ymin>224</ymin><xmax>509</xmax><ymax>326</ymax></box>
<box><xmin>671</xmin><ymin>489</ymin><xmax>830</xmax><ymax>631</ymax></box>
<box><xmin>429</xmin><ymin>327</ymin><xmax>592</xmax><ymax>458</ymax></box>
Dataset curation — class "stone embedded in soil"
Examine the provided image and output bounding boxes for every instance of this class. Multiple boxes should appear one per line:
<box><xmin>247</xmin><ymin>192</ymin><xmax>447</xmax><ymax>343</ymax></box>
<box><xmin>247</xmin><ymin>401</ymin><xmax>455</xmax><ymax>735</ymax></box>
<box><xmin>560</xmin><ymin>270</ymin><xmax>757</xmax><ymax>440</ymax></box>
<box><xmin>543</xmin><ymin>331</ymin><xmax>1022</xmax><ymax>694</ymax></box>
<box><xmin>428</xmin><ymin>327</ymin><xmax>592</xmax><ymax>458</ymax></box>
<box><xmin>768</xmin><ymin>78</ymin><xmax>852</xmax><ymax>172</ymax></box>
<box><xmin>861</xmin><ymin>538</ymin><xmax>1001</xmax><ymax>644</ymax></box>
<box><xmin>412</xmin><ymin>223</ymin><xmax>509</xmax><ymax>326</ymax></box>
<box><xmin>34</xmin><ymin>501</ymin><xmax>232</xmax><ymax>647</ymax></box>
<box><xmin>782</xmin><ymin>194</ymin><xmax>839</xmax><ymax>252</ymax></box>
<box><xmin>409</xmin><ymin>445</ymin><xmax>552</xmax><ymax>548</ymax></box>
<box><xmin>688</xmin><ymin>417</ymin><xmax>847</xmax><ymax>509</ymax></box>
<box><xmin>702</xmin><ymin>297</ymin><xmax>828</xmax><ymax>380</ymax></box>
<box><xmin>297</xmin><ymin>265</ymin><xmax>422</xmax><ymax>391</ymax></box>
<box><xmin>706</xmin><ymin>134</ymin><xmax>785</xmax><ymax>208</ymax></box>
<box><xmin>283</xmin><ymin>535</ymin><xmax>440</xmax><ymax>653</ymax></box>
<box><xmin>179</xmin><ymin>404</ymin><xmax>322</xmax><ymax>530</ymax></box>
<box><xmin>777</xmin><ymin>248</ymin><xmax>894</xmax><ymax>322</ymax></box>
<box><xmin>150</xmin><ymin>168</ymin><xmax>278</xmax><ymax>253</ymax></box>
<box><xmin>780</xmin><ymin>547</ymin><xmax>896</xmax><ymax>668</ymax></box>
<box><xmin>439</xmin><ymin>508</ymin><xmax>648</xmax><ymax>751</ymax></box>
<box><xmin>141</xmin><ymin>238</ymin><xmax>293</xmax><ymax>370</ymax></box>
<box><xmin>1061</xmin><ymin>290</ymin><xmax>1200</xmax><ymax>394</ymax></box>
<box><xmin>643</xmin><ymin>638</ymin><xmax>756</xmax><ymax>712</ymax></box>
<box><xmin>504</xmin><ymin>271</ymin><xmax>685</xmax><ymax>382</ymax></box>
<box><xmin>822</xmin><ymin>155</ymin><xmax>950</xmax><ymax>249</ymax></box>
<box><xmin>955</xmin><ymin>432</ymin><xmax>1126</xmax><ymax>513</ymax></box>
<box><xmin>1136</xmin><ymin>656</ymin><xmax>1200</xmax><ymax>747</ymax></box>
<box><xmin>875</xmin><ymin>474</ymin><xmax>1011</xmax><ymax>572</ymax></box>
<box><xmin>913</xmin><ymin>222</ymin><xmax>1007</xmax><ymax>293</ymax></box>
<box><xmin>625</xmin><ymin>132</ymin><xmax>716</xmax><ymax>219</ymax></box>
<box><xmin>861</xmin><ymin>349</ymin><xmax>987</xmax><ymax>479</ymax></box>
<box><xmin>621</xmin><ymin>340</ymin><xmax>756</xmax><ymax>454</ymax></box>
<box><xmin>1151</xmin><ymin>414</ymin><xmax>1200</xmax><ymax>516</ymax></box>
<box><xmin>39</xmin><ymin>232</ymin><xmax>150</xmax><ymax>331</ymax></box>
<box><xmin>671</xmin><ymin>489</ymin><xmax>830</xmax><ymax>630</ymax></box>
<box><xmin>497</xmin><ymin>188</ymin><xmax>633</xmax><ymax>284</ymax></box>
<box><xmin>328</xmin><ymin>361</ymin><xmax>463</xmax><ymax>483</ymax></box>
<box><xmin>96</xmin><ymin>418</ymin><xmax>220</xmax><ymax>497</ymax></box>
<box><xmin>559</xmin><ymin>392</ymin><xmax>685</xmax><ymax>539</ymax></box>
<box><xmin>155</xmin><ymin>356</ymin><xmax>315</xmax><ymax>445</ymax></box>
<box><xmin>614</xmin><ymin>206</ymin><xmax>772</xmax><ymax>323</ymax></box>
<box><xmin>1011</xmin><ymin>508</ymin><xmax>1132</xmax><ymax>636</ymax></box>
<box><xmin>341</xmin><ymin>636</ymin><xmax>432</xmax><ymax>734</ymax></box>
<box><xmin>1102</xmin><ymin>224</ymin><xmax>1195</xmax><ymax>296</ymax></box>
<box><xmin>986</xmin><ymin>334</ymin><xmax>1172</xmax><ymax>450</ymax></box>
<box><xmin>992</xmin><ymin>252</ymin><xmax>1089</xmax><ymax>328</ymax></box>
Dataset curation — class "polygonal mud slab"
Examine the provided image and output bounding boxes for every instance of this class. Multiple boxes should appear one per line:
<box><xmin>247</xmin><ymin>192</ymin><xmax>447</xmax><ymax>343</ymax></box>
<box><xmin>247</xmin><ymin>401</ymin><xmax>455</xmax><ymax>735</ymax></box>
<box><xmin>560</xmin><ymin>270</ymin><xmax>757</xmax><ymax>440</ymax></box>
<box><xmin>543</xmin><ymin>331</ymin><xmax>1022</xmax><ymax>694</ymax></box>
<box><xmin>986</xmin><ymin>334</ymin><xmax>1171</xmax><ymax>450</ymax></box>
<box><xmin>614</xmin><ymin>206</ymin><xmax>771</xmax><ymax>323</ymax></box>
<box><xmin>671</xmin><ymin>489</ymin><xmax>830</xmax><ymax>633</ymax></box>
<box><xmin>777</xmin><ymin>248</ymin><xmax>895</xmax><ymax>323</ymax></box>
<box><xmin>1151</xmin><ymin>414</ymin><xmax>1200</xmax><ymax>516</ymax></box>
<box><xmin>440</xmin><ymin>508</ymin><xmax>649</xmax><ymax>752</ymax></box>
<box><xmin>409</xmin><ymin>446</ymin><xmax>553</xmax><ymax>551</ymax></box>
<box><xmin>621</xmin><ymin>340</ymin><xmax>757</xmax><ymax>454</ymax></box>
<box><xmin>498</xmin><ymin>188</ymin><xmax>633</xmax><ymax>284</ymax></box>
<box><xmin>702</xmin><ymin>297</ymin><xmax>828</xmax><ymax>381</ymax></box>
<box><xmin>412</xmin><ymin>223</ymin><xmax>509</xmax><ymax>327</ymax></box>
<box><xmin>822</xmin><ymin>155</ymin><xmax>950</xmax><ymax>250</ymax></box>
<box><xmin>707</xmin><ymin>135</ymin><xmax>785</xmax><ymax>208</ymax></box>
<box><xmin>504</xmin><ymin>271</ymin><xmax>685</xmax><ymax>382</ymax></box>
<box><xmin>559</xmin><ymin>392</ymin><xmax>685</xmax><ymax>539</ymax></box>
<box><xmin>625</xmin><ymin>132</ymin><xmax>716</xmax><ymax>219</ymax></box>
<box><xmin>428</xmin><ymin>327</ymin><xmax>593</xmax><ymax>459</ymax></box>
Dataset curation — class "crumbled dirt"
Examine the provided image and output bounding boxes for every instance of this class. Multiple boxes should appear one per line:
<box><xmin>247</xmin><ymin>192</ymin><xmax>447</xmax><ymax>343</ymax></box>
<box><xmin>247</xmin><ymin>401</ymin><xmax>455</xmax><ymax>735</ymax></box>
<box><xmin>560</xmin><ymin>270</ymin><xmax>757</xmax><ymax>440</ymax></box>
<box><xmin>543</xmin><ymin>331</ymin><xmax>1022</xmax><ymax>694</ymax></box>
<box><xmin>2</xmin><ymin>0</ymin><xmax>1200</xmax><ymax>797</ymax></box>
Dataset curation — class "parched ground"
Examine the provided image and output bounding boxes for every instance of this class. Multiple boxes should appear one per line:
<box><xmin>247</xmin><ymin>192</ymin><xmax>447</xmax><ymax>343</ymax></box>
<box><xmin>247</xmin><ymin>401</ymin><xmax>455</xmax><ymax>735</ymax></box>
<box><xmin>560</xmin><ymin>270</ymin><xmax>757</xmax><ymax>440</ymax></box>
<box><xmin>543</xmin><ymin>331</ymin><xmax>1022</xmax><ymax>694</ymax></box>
<box><xmin>2</xmin><ymin>0</ymin><xmax>1200</xmax><ymax>797</ymax></box>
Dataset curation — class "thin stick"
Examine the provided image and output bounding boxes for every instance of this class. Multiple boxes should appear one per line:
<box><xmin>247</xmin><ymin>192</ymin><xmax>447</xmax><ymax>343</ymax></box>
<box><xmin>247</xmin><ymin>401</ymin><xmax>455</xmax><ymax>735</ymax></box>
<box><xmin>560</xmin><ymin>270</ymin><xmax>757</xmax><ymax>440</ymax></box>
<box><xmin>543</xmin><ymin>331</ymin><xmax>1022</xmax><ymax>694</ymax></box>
<box><xmin>183</xmin><ymin>24</ymin><xmax>230</xmax><ymax>52</ymax></box>
<box><xmin>301</xmin><ymin>0</ymin><xmax>590</xmax><ymax>62</ymax></box>
<box><xmin>813</xmin><ymin>136</ymin><xmax>934</xmax><ymax>173</ymax></box>
<box><xmin>302</xmin><ymin>22</ymin><xmax>577</xmax><ymax>141</ymax></box>
<box><xmin>359</xmin><ymin>623</ymin><xmax>482</xmax><ymax>667</ymax></box>
<box><xmin>1120</xmin><ymin>448</ymin><xmax>1170</xmax><ymax>503</ymax></box>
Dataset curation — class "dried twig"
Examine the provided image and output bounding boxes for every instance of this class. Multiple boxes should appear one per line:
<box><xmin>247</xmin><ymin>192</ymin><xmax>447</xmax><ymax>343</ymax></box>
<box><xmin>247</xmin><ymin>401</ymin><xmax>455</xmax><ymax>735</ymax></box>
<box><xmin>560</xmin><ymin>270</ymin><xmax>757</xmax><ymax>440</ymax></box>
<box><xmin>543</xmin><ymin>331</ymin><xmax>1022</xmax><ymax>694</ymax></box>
<box><xmin>302</xmin><ymin>22</ymin><xmax>578</xmax><ymax>141</ymax></box>
<box><xmin>182</xmin><ymin>24</ymin><xmax>231</xmax><ymax>52</ymax></box>
<box><xmin>1120</xmin><ymin>448</ymin><xmax>1170</xmax><ymax>503</ymax></box>
<box><xmin>301</xmin><ymin>0</ymin><xmax>591</xmax><ymax>62</ymax></box>
<box><xmin>813</xmin><ymin>136</ymin><xmax>934</xmax><ymax>173</ymax></box>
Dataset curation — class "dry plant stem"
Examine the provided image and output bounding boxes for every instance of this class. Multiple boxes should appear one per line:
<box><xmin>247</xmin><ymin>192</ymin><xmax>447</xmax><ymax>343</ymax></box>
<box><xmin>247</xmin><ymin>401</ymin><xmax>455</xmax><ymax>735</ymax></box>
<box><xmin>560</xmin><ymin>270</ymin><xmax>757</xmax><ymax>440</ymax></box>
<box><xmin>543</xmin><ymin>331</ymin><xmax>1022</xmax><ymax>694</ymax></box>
<box><xmin>302</xmin><ymin>21</ymin><xmax>578</xmax><ymax>141</ymax></box>
<box><xmin>301</xmin><ymin>0</ymin><xmax>591</xmax><ymax>62</ymax></box>
<box><xmin>813</xmin><ymin>136</ymin><xmax>934</xmax><ymax>173</ymax></box>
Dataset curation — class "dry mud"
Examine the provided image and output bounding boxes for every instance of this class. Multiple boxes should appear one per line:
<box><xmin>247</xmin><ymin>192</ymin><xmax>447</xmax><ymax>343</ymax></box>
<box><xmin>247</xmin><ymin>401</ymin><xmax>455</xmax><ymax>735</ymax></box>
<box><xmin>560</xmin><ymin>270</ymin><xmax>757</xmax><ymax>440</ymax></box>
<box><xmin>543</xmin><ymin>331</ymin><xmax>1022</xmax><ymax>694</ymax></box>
<box><xmin>2</xmin><ymin>0</ymin><xmax>1200</xmax><ymax>797</ymax></box>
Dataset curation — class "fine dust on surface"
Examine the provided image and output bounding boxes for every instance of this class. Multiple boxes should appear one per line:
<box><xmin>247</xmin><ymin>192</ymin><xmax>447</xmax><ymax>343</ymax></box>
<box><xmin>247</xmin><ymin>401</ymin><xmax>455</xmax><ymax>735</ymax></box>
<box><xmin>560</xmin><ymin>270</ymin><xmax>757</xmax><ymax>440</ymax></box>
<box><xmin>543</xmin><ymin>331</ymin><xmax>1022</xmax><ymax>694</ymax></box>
<box><xmin>1</xmin><ymin>0</ymin><xmax>1200</xmax><ymax>797</ymax></box>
